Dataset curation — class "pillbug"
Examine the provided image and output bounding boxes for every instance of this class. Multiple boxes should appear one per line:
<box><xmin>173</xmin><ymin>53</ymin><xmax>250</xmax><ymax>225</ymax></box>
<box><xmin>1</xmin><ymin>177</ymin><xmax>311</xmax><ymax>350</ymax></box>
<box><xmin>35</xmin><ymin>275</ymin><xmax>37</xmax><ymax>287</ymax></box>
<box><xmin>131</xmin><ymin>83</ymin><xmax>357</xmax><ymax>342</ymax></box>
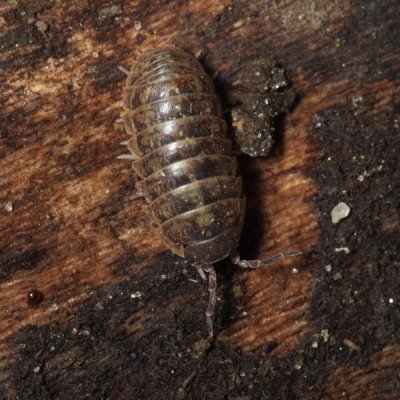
<box><xmin>119</xmin><ymin>47</ymin><xmax>300</xmax><ymax>338</ymax></box>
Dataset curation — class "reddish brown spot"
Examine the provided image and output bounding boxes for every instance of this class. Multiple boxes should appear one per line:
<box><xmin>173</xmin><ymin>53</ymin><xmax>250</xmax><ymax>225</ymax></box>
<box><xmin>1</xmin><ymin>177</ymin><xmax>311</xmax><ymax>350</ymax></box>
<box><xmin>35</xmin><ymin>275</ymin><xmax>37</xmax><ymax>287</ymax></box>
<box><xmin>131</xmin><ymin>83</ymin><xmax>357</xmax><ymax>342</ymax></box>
<box><xmin>27</xmin><ymin>290</ymin><xmax>44</xmax><ymax>307</ymax></box>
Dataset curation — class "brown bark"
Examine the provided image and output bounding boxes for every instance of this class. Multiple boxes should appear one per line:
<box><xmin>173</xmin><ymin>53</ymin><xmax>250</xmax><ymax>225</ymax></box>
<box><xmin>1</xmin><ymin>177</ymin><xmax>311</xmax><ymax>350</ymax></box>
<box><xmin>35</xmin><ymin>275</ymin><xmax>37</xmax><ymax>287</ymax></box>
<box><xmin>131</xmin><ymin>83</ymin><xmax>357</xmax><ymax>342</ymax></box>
<box><xmin>0</xmin><ymin>0</ymin><xmax>399</xmax><ymax>399</ymax></box>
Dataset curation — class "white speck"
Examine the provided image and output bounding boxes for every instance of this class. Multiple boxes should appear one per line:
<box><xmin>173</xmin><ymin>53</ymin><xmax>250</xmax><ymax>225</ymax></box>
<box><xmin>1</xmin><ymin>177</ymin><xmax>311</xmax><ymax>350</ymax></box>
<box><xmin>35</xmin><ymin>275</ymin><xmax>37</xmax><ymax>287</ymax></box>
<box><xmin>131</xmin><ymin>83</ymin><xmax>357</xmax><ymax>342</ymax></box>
<box><xmin>335</xmin><ymin>247</ymin><xmax>350</xmax><ymax>254</ymax></box>
<box><xmin>240</xmin><ymin>371</ymin><xmax>246</xmax><ymax>377</ymax></box>
<box><xmin>311</xmin><ymin>341</ymin><xmax>318</xmax><ymax>348</ymax></box>
<box><xmin>50</xmin><ymin>346</ymin><xmax>55</xmax><ymax>351</ymax></box>
<box><xmin>134</xmin><ymin>20</ymin><xmax>142</xmax><ymax>30</ymax></box>
<box><xmin>72</xmin><ymin>327</ymin><xmax>78</xmax><ymax>335</ymax></box>
<box><xmin>105</xmin><ymin>189</ymin><xmax>110</xmax><ymax>194</ymax></box>
<box><xmin>92</xmin><ymin>51</ymin><xmax>99</xmax><ymax>58</ymax></box>
<box><xmin>108</xmin><ymin>295</ymin><xmax>113</xmax><ymax>299</ymax></box>
<box><xmin>33</xmin><ymin>366</ymin><xmax>41</xmax><ymax>373</ymax></box>
<box><xmin>242</xmin><ymin>311</ymin><xmax>248</xmax><ymax>316</ymax></box>
<box><xmin>357</xmin><ymin>174</ymin><xmax>365</xmax><ymax>182</ymax></box>
<box><xmin>324</xmin><ymin>264</ymin><xmax>332</xmax><ymax>272</ymax></box>
<box><xmin>294</xmin><ymin>361</ymin><xmax>302</xmax><ymax>370</ymax></box>
<box><xmin>170</xmin><ymin>369</ymin><xmax>175</xmax><ymax>374</ymax></box>
<box><xmin>130</xmin><ymin>291</ymin><xmax>142</xmax><ymax>299</ymax></box>
<box><xmin>264</xmin><ymin>98</ymin><xmax>269</xmax><ymax>105</ymax></box>
<box><xmin>316</xmin><ymin>122</ymin><xmax>322</xmax><ymax>128</ymax></box>
<box><xmin>292</xmin><ymin>268</ymin><xmax>298</xmax><ymax>274</ymax></box>
<box><xmin>321</xmin><ymin>329</ymin><xmax>329</xmax><ymax>342</ymax></box>
<box><xmin>51</xmin><ymin>303</ymin><xmax>59</xmax><ymax>311</ymax></box>
<box><xmin>161</xmin><ymin>274</ymin><xmax>167</xmax><ymax>280</ymax></box>
<box><xmin>389</xmin><ymin>298</ymin><xmax>394</xmax><ymax>304</ymax></box>
<box><xmin>4</xmin><ymin>201</ymin><xmax>13</xmax><ymax>212</ymax></box>
<box><xmin>331</xmin><ymin>202</ymin><xmax>350</xmax><ymax>223</ymax></box>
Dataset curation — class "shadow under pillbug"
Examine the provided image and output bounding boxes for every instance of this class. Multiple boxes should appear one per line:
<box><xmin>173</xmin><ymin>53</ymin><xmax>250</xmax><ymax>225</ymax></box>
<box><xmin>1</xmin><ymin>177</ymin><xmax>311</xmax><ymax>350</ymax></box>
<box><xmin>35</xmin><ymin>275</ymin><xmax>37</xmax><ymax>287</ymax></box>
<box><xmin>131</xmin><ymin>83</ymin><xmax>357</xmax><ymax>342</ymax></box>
<box><xmin>119</xmin><ymin>47</ymin><xmax>300</xmax><ymax>338</ymax></box>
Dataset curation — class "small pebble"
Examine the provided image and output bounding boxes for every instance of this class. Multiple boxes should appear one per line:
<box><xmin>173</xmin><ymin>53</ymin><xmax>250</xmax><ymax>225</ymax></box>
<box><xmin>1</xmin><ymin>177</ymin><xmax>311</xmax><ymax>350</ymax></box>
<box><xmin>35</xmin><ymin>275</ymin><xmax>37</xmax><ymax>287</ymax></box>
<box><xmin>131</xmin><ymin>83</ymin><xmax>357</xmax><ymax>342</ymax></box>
<box><xmin>324</xmin><ymin>264</ymin><xmax>332</xmax><ymax>272</ymax></box>
<box><xmin>321</xmin><ymin>329</ymin><xmax>329</xmax><ymax>342</ymax></box>
<box><xmin>331</xmin><ymin>202</ymin><xmax>350</xmax><ymax>223</ymax></box>
<box><xmin>4</xmin><ymin>201</ymin><xmax>13</xmax><ymax>212</ymax></box>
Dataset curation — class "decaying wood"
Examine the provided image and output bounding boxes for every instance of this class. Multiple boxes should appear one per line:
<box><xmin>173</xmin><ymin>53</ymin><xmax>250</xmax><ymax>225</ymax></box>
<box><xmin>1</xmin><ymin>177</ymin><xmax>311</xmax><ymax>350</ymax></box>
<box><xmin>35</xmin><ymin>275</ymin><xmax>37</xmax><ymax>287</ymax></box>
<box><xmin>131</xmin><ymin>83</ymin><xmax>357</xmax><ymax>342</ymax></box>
<box><xmin>0</xmin><ymin>0</ymin><xmax>399</xmax><ymax>399</ymax></box>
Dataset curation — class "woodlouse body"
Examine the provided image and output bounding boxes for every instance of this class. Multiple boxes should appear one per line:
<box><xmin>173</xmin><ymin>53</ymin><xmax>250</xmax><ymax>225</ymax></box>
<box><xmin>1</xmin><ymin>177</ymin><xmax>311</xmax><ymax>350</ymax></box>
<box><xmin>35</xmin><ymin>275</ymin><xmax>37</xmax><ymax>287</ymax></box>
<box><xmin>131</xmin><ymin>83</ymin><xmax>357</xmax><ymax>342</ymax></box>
<box><xmin>122</xmin><ymin>47</ymin><xmax>246</xmax><ymax>265</ymax></box>
<box><xmin>120</xmin><ymin>47</ymin><xmax>300</xmax><ymax>338</ymax></box>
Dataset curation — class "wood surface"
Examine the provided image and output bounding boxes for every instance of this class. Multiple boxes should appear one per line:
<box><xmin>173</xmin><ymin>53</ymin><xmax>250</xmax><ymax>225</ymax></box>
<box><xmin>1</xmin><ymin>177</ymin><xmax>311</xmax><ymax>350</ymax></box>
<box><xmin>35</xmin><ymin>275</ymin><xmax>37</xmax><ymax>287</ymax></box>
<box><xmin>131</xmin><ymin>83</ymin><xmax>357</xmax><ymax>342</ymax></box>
<box><xmin>0</xmin><ymin>0</ymin><xmax>399</xmax><ymax>399</ymax></box>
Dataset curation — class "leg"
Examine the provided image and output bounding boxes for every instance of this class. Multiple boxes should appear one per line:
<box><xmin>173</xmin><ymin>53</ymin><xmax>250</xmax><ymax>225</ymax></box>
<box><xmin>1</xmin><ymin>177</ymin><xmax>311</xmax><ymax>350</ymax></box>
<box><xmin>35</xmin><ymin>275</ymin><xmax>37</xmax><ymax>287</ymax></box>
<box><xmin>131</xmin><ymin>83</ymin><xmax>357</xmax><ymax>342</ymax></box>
<box><xmin>200</xmin><ymin>265</ymin><xmax>217</xmax><ymax>339</ymax></box>
<box><xmin>129</xmin><ymin>192</ymin><xmax>143</xmax><ymax>201</ymax></box>
<box><xmin>195</xmin><ymin>264</ymin><xmax>206</xmax><ymax>281</ymax></box>
<box><xmin>230</xmin><ymin>250</ymin><xmax>302</xmax><ymax>269</ymax></box>
<box><xmin>117</xmin><ymin>65</ymin><xmax>130</xmax><ymax>75</ymax></box>
<box><xmin>117</xmin><ymin>153</ymin><xmax>138</xmax><ymax>160</ymax></box>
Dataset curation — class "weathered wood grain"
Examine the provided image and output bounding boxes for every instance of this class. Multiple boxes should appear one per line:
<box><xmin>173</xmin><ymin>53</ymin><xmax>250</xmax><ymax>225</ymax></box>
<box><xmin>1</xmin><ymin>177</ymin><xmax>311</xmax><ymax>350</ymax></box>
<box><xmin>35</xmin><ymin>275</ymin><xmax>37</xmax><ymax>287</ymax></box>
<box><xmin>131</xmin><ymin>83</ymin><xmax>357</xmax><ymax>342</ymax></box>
<box><xmin>0</xmin><ymin>0</ymin><xmax>399</xmax><ymax>399</ymax></box>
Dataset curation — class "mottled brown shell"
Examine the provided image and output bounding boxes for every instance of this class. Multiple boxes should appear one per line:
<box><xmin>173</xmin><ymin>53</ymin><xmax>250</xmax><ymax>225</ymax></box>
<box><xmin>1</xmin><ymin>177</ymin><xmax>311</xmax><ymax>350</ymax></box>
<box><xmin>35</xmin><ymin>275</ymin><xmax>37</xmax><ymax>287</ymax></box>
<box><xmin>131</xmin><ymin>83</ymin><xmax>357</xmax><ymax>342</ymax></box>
<box><xmin>122</xmin><ymin>47</ymin><xmax>245</xmax><ymax>265</ymax></box>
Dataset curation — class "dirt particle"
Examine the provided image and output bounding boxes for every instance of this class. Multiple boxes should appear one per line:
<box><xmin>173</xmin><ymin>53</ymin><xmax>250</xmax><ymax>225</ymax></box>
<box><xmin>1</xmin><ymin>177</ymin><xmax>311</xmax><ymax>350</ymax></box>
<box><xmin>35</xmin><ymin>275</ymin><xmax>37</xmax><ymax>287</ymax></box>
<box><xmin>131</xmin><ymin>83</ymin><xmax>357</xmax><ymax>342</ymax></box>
<box><xmin>228</xmin><ymin>60</ymin><xmax>295</xmax><ymax>157</ymax></box>
<box><xmin>35</xmin><ymin>20</ymin><xmax>48</xmax><ymax>33</ymax></box>
<box><xmin>99</xmin><ymin>5</ymin><xmax>122</xmax><ymax>18</ymax></box>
